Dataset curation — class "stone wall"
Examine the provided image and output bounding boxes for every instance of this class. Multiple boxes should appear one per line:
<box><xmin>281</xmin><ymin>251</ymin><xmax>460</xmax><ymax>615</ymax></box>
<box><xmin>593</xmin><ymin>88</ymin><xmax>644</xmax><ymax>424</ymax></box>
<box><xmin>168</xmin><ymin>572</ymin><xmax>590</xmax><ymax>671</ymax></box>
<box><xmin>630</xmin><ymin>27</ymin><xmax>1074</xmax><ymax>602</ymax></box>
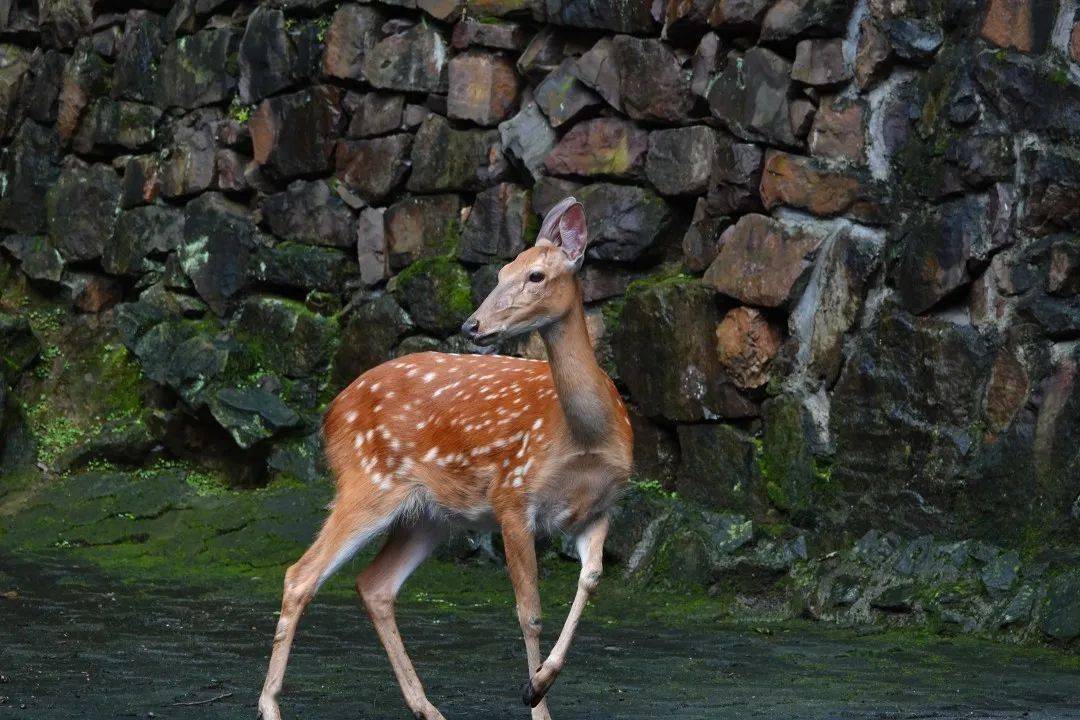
<box><xmin>1</xmin><ymin>0</ymin><xmax>1079</xmax><ymax>640</ymax></box>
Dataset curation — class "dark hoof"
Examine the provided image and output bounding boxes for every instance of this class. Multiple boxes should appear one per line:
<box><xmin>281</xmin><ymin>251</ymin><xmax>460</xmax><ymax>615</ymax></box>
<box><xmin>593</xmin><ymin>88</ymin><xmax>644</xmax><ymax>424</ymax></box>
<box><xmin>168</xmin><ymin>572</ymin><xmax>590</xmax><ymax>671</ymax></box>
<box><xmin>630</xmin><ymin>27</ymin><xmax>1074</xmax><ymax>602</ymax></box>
<box><xmin>521</xmin><ymin>677</ymin><xmax>541</xmax><ymax>707</ymax></box>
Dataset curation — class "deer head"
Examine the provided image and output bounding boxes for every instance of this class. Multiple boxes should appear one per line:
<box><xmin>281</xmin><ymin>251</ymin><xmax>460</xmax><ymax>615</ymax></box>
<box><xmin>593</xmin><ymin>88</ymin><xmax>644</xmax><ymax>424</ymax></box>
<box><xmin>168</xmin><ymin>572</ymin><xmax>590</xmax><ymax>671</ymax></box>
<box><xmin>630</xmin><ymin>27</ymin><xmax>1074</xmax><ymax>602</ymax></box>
<box><xmin>462</xmin><ymin>197</ymin><xmax>588</xmax><ymax>346</ymax></box>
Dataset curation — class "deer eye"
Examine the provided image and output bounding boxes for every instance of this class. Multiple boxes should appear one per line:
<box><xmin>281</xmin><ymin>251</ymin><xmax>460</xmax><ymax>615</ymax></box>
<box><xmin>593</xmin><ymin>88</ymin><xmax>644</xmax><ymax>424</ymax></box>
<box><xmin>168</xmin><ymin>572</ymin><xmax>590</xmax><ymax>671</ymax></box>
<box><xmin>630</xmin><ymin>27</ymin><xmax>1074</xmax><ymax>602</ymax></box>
<box><xmin>528</xmin><ymin>271</ymin><xmax>545</xmax><ymax>283</ymax></box>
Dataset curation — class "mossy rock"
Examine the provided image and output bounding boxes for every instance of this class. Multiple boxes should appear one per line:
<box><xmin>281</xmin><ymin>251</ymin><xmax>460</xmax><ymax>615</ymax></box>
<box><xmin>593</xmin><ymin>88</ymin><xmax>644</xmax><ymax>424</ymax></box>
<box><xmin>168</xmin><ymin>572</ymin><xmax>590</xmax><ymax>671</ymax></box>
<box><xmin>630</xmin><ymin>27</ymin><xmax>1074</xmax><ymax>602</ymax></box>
<box><xmin>389</xmin><ymin>256</ymin><xmax>473</xmax><ymax>337</ymax></box>
<box><xmin>232</xmin><ymin>295</ymin><xmax>338</xmax><ymax>380</ymax></box>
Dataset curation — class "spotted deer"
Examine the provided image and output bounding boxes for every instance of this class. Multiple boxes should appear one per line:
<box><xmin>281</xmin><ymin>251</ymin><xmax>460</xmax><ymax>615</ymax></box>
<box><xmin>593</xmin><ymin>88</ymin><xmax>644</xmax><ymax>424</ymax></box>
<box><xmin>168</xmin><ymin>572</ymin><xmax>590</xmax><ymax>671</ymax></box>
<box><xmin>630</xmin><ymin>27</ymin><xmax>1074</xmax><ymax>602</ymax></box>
<box><xmin>258</xmin><ymin>197</ymin><xmax>633</xmax><ymax>720</ymax></box>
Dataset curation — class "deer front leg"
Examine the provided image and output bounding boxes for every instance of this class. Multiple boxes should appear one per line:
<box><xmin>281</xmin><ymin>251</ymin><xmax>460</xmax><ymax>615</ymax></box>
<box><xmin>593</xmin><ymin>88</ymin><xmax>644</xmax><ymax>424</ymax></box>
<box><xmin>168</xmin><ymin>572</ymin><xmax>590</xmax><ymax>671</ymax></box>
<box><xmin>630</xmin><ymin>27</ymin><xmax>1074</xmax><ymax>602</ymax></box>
<box><xmin>499</xmin><ymin>514</ymin><xmax>554</xmax><ymax>720</ymax></box>
<box><xmin>522</xmin><ymin>515</ymin><xmax>609</xmax><ymax>708</ymax></box>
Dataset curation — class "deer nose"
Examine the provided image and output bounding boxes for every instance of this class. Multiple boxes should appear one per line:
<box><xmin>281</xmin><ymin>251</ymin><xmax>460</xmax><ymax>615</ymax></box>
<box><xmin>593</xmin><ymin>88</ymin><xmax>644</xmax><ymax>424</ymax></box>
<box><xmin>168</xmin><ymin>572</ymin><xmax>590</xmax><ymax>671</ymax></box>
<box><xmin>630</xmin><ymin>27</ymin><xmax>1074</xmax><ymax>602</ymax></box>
<box><xmin>461</xmin><ymin>317</ymin><xmax>480</xmax><ymax>338</ymax></box>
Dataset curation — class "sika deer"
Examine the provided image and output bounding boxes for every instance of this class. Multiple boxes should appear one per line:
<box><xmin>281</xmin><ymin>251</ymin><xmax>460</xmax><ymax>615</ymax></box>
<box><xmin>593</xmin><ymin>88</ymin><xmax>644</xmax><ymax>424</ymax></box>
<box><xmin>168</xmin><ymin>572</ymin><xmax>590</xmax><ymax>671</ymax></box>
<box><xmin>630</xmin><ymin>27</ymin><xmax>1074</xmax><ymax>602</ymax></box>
<box><xmin>258</xmin><ymin>197</ymin><xmax>633</xmax><ymax>720</ymax></box>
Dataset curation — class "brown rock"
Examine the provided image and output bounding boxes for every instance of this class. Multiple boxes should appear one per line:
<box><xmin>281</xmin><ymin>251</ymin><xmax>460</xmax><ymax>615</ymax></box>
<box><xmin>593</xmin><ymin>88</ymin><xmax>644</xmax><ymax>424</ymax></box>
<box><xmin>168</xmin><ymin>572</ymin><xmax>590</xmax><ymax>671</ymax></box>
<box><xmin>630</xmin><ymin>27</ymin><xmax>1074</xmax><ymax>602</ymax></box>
<box><xmin>716</xmin><ymin>307</ymin><xmax>782</xmax><ymax>389</ymax></box>
<box><xmin>572</xmin><ymin>37</ymin><xmax>621</xmax><ymax>110</ymax></box>
<box><xmin>663</xmin><ymin>0</ymin><xmax>713</xmax><ymax>44</ymax></box>
<box><xmin>1071</xmin><ymin>22</ymin><xmax>1080</xmax><ymax>63</ymax></box>
<box><xmin>345</xmin><ymin>92</ymin><xmax>405</xmax><ymax>137</ymax></box>
<box><xmin>447</xmin><ymin>51</ymin><xmax>521</xmax><ymax>126</ymax></box>
<box><xmin>808</xmin><ymin>96</ymin><xmax>866</xmax><ymax>163</ymax></box>
<box><xmin>791</xmin><ymin>38</ymin><xmax>851</xmax><ymax>86</ymax></box>
<box><xmin>418</xmin><ymin>0</ymin><xmax>464</xmax><ymax>21</ymax></box>
<box><xmin>707</xmin><ymin>0</ymin><xmax>771</xmax><ymax>28</ymax></box>
<box><xmin>250</xmin><ymin>85</ymin><xmax>343</xmax><ymax>180</ymax></box>
<box><xmin>335</xmin><ymin>134</ymin><xmax>412</xmax><ymax>202</ymax></box>
<box><xmin>1048</xmin><ymin>236</ymin><xmax>1080</xmax><ymax>296</ymax></box>
<box><xmin>543</xmin><ymin>117</ymin><xmax>647</xmax><ymax>179</ymax></box>
<box><xmin>120</xmin><ymin>155</ymin><xmax>161</xmax><ymax>208</ymax></box>
<box><xmin>158</xmin><ymin>109</ymin><xmax>219</xmax><ymax>199</ymax></box>
<box><xmin>70</xmin><ymin>273</ymin><xmax>123</xmax><ymax>313</ymax></box>
<box><xmin>854</xmin><ymin>18</ymin><xmax>891</xmax><ymax>89</ymax></box>
<box><xmin>760</xmin><ymin>150</ymin><xmax>886</xmax><ymax>223</ymax></box>
<box><xmin>385</xmin><ymin>194</ymin><xmax>462</xmax><ymax>269</ymax></box>
<box><xmin>984</xmin><ymin>344</ymin><xmax>1030</xmax><ymax>434</ymax></box>
<box><xmin>703</xmin><ymin>213</ymin><xmax>823</xmax><ymax>308</ymax></box>
<box><xmin>979</xmin><ymin>0</ymin><xmax>1043</xmax><ymax>53</ymax></box>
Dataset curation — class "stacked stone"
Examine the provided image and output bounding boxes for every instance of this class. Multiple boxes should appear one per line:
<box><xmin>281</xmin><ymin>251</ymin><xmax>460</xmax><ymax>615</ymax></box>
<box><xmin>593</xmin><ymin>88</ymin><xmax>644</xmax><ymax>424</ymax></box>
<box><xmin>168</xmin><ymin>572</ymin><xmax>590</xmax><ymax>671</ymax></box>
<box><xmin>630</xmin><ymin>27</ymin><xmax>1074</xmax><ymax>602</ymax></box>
<box><xmin>0</xmin><ymin>0</ymin><xmax>1078</xmax><ymax>622</ymax></box>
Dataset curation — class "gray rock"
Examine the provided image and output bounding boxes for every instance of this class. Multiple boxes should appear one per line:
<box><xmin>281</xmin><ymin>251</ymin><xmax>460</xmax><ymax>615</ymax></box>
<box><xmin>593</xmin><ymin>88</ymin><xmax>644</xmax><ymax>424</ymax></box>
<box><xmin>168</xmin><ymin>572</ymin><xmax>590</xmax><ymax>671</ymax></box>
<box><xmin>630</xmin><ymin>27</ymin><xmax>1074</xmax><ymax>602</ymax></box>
<box><xmin>709</xmin><ymin>48</ymin><xmax>801</xmax><ymax>149</ymax></box>
<box><xmin>575</xmin><ymin>183</ymin><xmax>673</xmax><ymax>264</ymax></box>
<box><xmin>760</xmin><ymin>0</ymin><xmax>851</xmax><ymax>41</ymax></box>
<box><xmin>1042</xmin><ymin>570</ymin><xmax>1080</xmax><ymax>641</ymax></box>
<box><xmin>498</xmin><ymin>91</ymin><xmax>556</xmax><ymax>181</ymax></box>
<box><xmin>356</xmin><ymin>207</ymin><xmax>389</xmax><ymax>287</ymax></box>
<box><xmin>105</xmin><ymin>205</ymin><xmax>184</xmax><ymax>276</ymax></box>
<box><xmin>647</xmin><ymin>126</ymin><xmax>719</xmax><ymax>196</ymax></box>
<box><xmin>260</xmin><ymin>179</ymin><xmax>357</xmax><ymax>249</ymax></box>
<box><xmin>156</xmin><ymin>28</ymin><xmax>237</xmax><ymax>109</ymax></box>
<box><xmin>333</xmin><ymin>293</ymin><xmax>413</xmax><ymax>385</ymax></box>
<box><xmin>238</xmin><ymin>5</ymin><xmax>318</xmax><ymax>103</ymax></box>
<box><xmin>179</xmin><ymin>193</ymin><xmax>258</xmax><ymax>316</ymax></box>
<box><xmin>112</xmin><ymin>11</ymin><xmax>164</xmax><ymax>103</ymax></box>
<box><xmin>209</xmin><ymin>385</ymin><xmax>300</xmax><ymax>449</ymax></box>
<box><xmin>251</xmin><ymin>243</ymin><xmax>356</xmax><ymax>294</ymax></box>
<box><xmin>0</xmin><ymin>121</ymin><xmax>62</xmax><ymax>234</ymax></box>
<box><xmin>385</xmin><ymin>193</ymin><xmax>462</xmax><ymax>270</ymax></box>
<box><xmin>407</xmin><ymin>114</ymin><xmax>507</xmax><ymax>193</ymax></box>
<box><xmin>533</xmin><ymin>58</ymin><xmax>602</xmax><ymax>128</ymax></box>
<box><xmin>613</xmin><ymin>35</ymin><xmax>693</xmax><ymax>123</ymax></box>
<box><xmin>2</xmin><ymin>235</ymin><xmax>64</xmax><ymax>282</ymax></box>
<box><xmin>459</xmin><ymin>183</ymin><xmax>532</xmax><ymax>265</ymax></box>
<box><xmin>46</xmin><ymin>161</ymin><xmax>122</xmax><ymax>263</ymax></box>
<box><xmin>345</xmin><ymin>92</ymin><xmax>405</xmax><ymax>138</ymax></box>
<box><xmin>886</xmin><ymin>18</ymin><xmax>943</xmax><ymax>64</ymax></box>
<box><xmin>362</xmin><ymin>24</ymin><xmax>448</xmax><ymax>93</ymax></box>
<box><xmin>543</xmin><ymin>0</ymin><xmax>657</xmax><ymax>33</ymax></box>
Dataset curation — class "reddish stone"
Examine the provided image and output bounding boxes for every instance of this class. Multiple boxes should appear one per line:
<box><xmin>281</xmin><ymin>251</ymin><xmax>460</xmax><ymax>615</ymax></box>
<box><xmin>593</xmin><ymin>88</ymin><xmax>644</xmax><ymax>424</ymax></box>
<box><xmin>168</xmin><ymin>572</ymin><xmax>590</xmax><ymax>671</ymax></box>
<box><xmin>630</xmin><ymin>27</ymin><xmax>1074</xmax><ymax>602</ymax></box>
<box><xmin>808</xmin><ymin>96</ymin><xmax>867</xmax><ymax>163</ymax></box>
<box><xmin>1048</xmin><ymin>237</ymin><xmax>1080</xmax><ymax>296</ymax></box>
<box><xmin>984</xmin><ymin>344</ymin><xmax>1030</xmax><ymax>434</ymax></box>
<box><xmin>703</xmin><ymin>213</ymin><xmax>823</xmax><ymax>308</ymax></box>
<box><xmin>792</xmin><ymin>38</ymin><xmax>851</xmax><ymax>86</ymax></box>
<box><xmin>543</xmin><ymin>117</ymin><xmax>648</xmax><ymax>179</ymax></box>
<box><xmin>979</xmin><ymin>0</ymin><xmax>1036</xmax><ymax>53</ymax></box>
<box><xmin>418</xmin><ymin>0</ymin><xmax>464</xmax><ymax>21</ymax></box>
<box><xmin>385</xmin><ymin>194</ymin><xmax>462</xmax><ymax>270</ymax></box>
<box><xmin>335</xmin><ymin>134</ymin><xmax>412</xmax><ymax>202</ymax></box>
<box><xmin>716</xmin><ymin>306</ymin><xmax>782</xmax><ymax>389</ymax></box>
<box><xmin>319</xmin><ymin>4</ymin><xmax>384</xmax><ymax>81</ymax></box>
<box><xmin>760</xmin><ymin>150</ymin><xmax>886</xmax><ymax>223</ymax></box>
<box><xmin>71</xmin><ymin>273</ymin><xmax>123</xmax><ymax>313</ymax></box>
<box><xmin>1071</xmin><ymin>21</ymin><xmax>1080</xmax><ymax>63</ymax></box>
<box><xmin>250</xmin><ymin>85</ymin><xmax>343</xmax><ymax>180</ymax></box>
<box><xmin>855</xmin><ymin>18</ymin><xmax>891</xmax><ymax>89</ymax></box>
<box><xmin>447</xmin><ymin>51</ymin><xmax>521</xmax><ymax>126</ymax></box>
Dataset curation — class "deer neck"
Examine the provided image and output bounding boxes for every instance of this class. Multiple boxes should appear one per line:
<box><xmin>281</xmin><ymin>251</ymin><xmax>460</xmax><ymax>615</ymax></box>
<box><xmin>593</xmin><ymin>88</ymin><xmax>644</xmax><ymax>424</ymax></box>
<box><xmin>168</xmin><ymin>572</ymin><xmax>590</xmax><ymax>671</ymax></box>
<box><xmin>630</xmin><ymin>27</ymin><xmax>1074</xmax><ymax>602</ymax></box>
<box><xmin>540</xmin><ymin>285</ymin><xmax>615</xmax><ymax>447</ymax></box>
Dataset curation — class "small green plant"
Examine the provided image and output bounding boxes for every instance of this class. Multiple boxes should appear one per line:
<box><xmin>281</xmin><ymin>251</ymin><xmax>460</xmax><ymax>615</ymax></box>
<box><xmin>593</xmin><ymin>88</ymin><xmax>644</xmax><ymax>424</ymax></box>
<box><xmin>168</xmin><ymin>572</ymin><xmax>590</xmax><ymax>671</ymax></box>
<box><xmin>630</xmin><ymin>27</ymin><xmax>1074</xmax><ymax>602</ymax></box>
<box><xmin>632</xmin><ymin>477</ymin><xmax>678</xmax><ymax>501</ymax></box>
<box><xmin>228</xmin><ymin>98</ymin><xmax>254</xmax><ymax>124</ymax></box>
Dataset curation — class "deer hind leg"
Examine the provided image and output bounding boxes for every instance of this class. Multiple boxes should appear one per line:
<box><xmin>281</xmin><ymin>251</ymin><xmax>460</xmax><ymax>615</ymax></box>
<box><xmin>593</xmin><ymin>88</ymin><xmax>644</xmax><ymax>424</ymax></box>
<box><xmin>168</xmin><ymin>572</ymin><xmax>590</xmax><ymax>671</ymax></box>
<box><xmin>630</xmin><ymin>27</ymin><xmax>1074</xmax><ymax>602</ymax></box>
<box><xmin>258</xmin><ymin>493</ymin><xmax>401</xmax><ymax>720</ymax></box>
<box><xmin>357</xmin><ymin>518</ymin><xmax>447</xmax><ymax>720</ymax></box>
<box><xmin>500</xmin><ymin>515</ymin><xmax>554</xmax><ymax>720</ymax></box>
<box><xmin>522</xmin><ymin>515</ymin><xmax>609</xmax><ymax>708</ymax></box>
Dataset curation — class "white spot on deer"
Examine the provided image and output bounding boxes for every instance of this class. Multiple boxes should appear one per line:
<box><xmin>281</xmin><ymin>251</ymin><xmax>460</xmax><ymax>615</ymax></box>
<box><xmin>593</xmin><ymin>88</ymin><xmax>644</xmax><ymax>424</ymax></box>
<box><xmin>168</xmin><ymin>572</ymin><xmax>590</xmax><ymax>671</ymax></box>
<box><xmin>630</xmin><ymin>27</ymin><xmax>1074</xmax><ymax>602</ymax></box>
<box><xmin>423</xmin><ymin>372</ymin><xmax>436</xmax><ymax>383</ymax></box>
<box><xmin>353</xmin><ymin>433</ymin><xmax>364</xmax><ymax>450</ymax></box>
<box><xmin>373</xmin><ymin>404</ymin><xmax>383</xmax><ymax>413</ymax></box>
<box><xmin>422</xmin><ymin>447</ymin><xmax>439</xmax><ymax>462</ymax></box>
<box><xmin>345</xmin><ymin>410</ymin><xmax>358</xmax><ymax>423</ymax></box>
<box><xmin>370</xmin><ymin>382</ymin><xmax>380</xmax><ymax>392</ymax></box>
<box><xmin>531</xmin><ymin>418</ymin><xmax>543</xmax><ymax>431</ymax></box>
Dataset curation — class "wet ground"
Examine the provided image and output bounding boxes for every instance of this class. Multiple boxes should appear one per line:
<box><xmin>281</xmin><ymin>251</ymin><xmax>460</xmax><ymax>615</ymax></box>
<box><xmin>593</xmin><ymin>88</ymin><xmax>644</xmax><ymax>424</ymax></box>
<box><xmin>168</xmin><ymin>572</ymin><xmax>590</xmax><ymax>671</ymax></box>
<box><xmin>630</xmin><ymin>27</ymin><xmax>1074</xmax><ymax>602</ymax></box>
<box><xmin>2</xmin><ymin>554</ymin><xmax>1078</xmax><ymax>720</ymax></box>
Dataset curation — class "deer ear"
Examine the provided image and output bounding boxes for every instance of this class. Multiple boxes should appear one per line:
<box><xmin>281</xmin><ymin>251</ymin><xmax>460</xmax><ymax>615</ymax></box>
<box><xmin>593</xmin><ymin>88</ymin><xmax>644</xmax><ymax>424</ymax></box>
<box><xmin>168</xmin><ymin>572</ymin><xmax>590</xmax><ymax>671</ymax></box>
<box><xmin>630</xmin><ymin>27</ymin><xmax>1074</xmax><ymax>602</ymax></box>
<box><xmin>536</xmin><ymin>196</ymin><xmax>577</xmax><ymax>246</ymax></box>
<box><xmin>556</xmin><ymin>202</ymin><xmax>588</xmax><ymax>263</ymax></box>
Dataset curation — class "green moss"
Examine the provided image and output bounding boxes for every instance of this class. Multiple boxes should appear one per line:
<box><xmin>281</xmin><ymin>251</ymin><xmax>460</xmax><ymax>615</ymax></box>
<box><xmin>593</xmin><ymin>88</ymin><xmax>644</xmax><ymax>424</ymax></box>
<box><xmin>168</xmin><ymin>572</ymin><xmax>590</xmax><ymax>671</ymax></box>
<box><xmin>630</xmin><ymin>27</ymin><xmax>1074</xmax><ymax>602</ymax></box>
<box><xmin>631</xmin><ymin>477</ymin><xmax>678</xmax><ymax>500</ymax></box>
<box><xmin>395</xmin><ymin>256</ymin><xmax>474</xmax><ymax>321</ymax></box>
<box><xmin>623</xmin><ymin>264</ymin><xmax>693</xmax><ymax>296</ymax></box>
<box><xmin>26</xmin><ymin>402</ymin><xmax>83</xmax><ymax>466</ymax></box>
